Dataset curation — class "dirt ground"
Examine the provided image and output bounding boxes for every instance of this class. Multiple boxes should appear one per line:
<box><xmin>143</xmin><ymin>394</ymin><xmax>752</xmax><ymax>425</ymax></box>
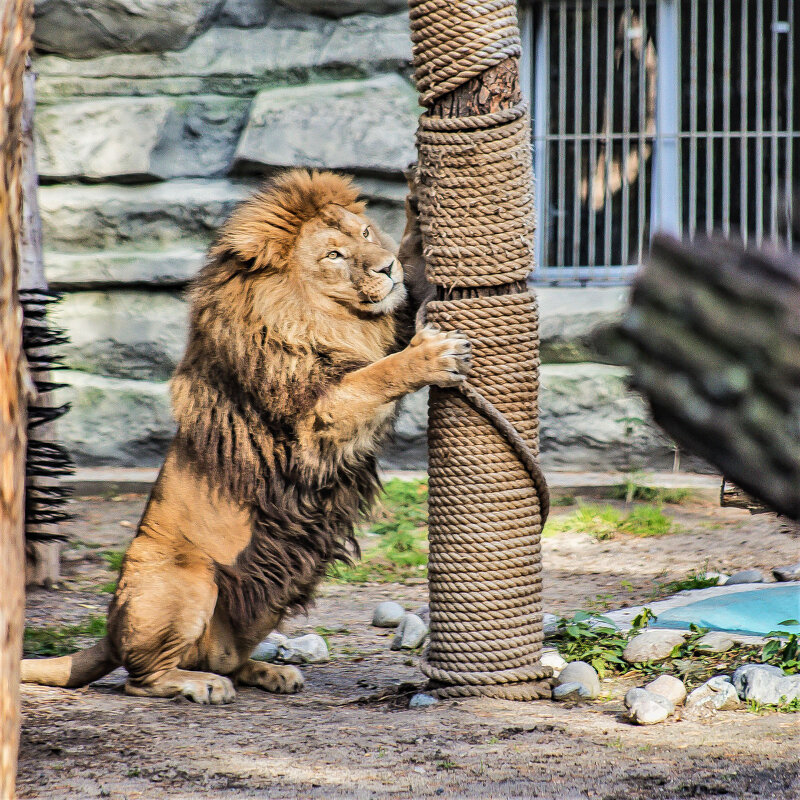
<box><xmin>19</xmin><ymin>492</ymin><xmax>800</xmax><ymax>800</ymax></box>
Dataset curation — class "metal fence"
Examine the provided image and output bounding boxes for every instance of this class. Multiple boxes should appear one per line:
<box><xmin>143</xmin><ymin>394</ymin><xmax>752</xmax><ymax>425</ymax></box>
<box><xmin>520</xmin><ymin>0</ymin><xmax>798</xmax><ymax>285</ymax></box>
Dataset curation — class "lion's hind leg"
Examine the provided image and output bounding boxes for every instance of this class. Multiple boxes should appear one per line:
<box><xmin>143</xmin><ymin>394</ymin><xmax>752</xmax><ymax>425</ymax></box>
<box><xmin>125</xmin><ymin>668</ymin><xmax>236</xmax><ymax>704</ymax></box>
<box><xmin>233</xmin><ymin>660</ymin><xmax>305</xmax><ymax>694</ymax></box>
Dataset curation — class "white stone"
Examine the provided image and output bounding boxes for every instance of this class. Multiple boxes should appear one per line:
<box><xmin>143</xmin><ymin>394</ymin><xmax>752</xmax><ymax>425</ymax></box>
<box><xmin>372</xmin><ymin>601</ymin><xmax>405</xmax><ymax>628</ymax></box>
<box><xmin>553</xmin><ymin>682</ymin><xmax>592</xmax><ymax>701</ymax></box>
<box><xmin>742</xmin><ymin>669</ymin><xmax>800</xmax><ymax>706</ymax></box>
<box><xmin>251</xmin><ymin>632</ymin><xmax>288</xmax><ymax>662</ymax></box>
<box><xmin>37</xmin><ymin>96</ymin><xmax>248</xmax><ymax>181</ymax></box>
<box><xmin>540</xmin><ymin>649</ymin><xmax>567</xmax><ymax>677</ymax></box>
<box><xmin>704</xmin><ymin>571</ymin><xmax>729</xmax><ymax>586</ymax></box>
<box><xmin>626</xmin><ymin>690</ymin><xmax>674</xmax><ymax>725</ymax></box>
<box><xmin>409</xmin><ymin>692</ymin><xmax>438</xmax><ymax>708</ymax></box>
<box><xmin>732</xmin><ymin>663</ymin><xmax>785</xmax><ymax>696</ymax></box>
<box><xmin>234</xmin><ymin>75</ymin><xmax>418</xmax><ymax>176</ymax></box>
<box><xmin>696</xmin><ymin>632</ymin><xmax>736</xmax><ymax>653</ymax></box>
<box><xmin>279</xmin><ymin>0</ymin><xmax>407</xmax><ymax>17</ymax></box>
<box><xmin>53</xmin><ymin>371</ymin><xmax>174</xmax><ymax>467</ymax></box>
<box><xmin>46</xmin><ymin>248</ymin><xmax>204</xmax><ymax>290</ymax></box>
<box><xmin>622</xmin><ymin>629</ymin><xmax>687</xmax><ymax>663</ymax></box>
<box><xmin>686</xmin><ymin>676</ymin><xmax>741</xmax><ymax>711</ymax></box>
<box><xmin>772</xmin><ymin>563</ymin><xmax>800</xmax><ymax>582</ymax></box>
<box><xmin>644</xmin><ymin>674</ymin><xmax>686</xmax><ymax>706</ymax></box>
<box><xmin>390</xmin><ymin>614</ymin><xmax>428</xmax><ymax>650</ymax></box>
<box><xmin>33</xmin><ymin>0</ymin><xmax>224</xmax><ymax>58</ymax></box>
<box><xmin>556</xmin><ymin>661</ymin><xmax>600</xmax><ymax>698</ymax></box>
<box><xmin>50</xmin><ymin>291</ymin><xmax>188</xmax><ymax>381</ymax></box>
<box><xmin>277</xmin><ymin>633</ymin><xmax>329</xmax><ymax>664</ymax></box>
<box><xmin>725</xmin><ymin>569</ymin><xmax>764</xmax><ymax>585</ymax></box>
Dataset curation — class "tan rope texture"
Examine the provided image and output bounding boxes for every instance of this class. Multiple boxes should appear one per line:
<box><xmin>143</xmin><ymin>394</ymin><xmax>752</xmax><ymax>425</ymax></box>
<box><xmin>410</xmin><ymin>0</ymin><xmax>522</xmax><ymax>107</ymax></box>
<box><xmin>410</xmin><ymin>0</ymin><xmax>551</xmax><ymax>701</ymax></box>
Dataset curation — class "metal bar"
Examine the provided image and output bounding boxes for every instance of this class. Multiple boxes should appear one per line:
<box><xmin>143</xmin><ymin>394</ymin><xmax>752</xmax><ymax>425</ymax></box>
<box><xmin>572</xmin><ymin>1</ymin><xmax>584</xmax><ymax>273</ymax></box>
<box><xmin>740</xmin><ymin>0</ymin><xmax>749</xmax><ymax>244</ymax></box>
<box><xmin>540</xmin><ymin>130</ymin><xmax>800</xmax><ymax>142</ymax></box>
<box><xmin>533</xmin><ymin>3</ymin><xmax>549</xmax><ymax>274</ymax></box>
<box><xmin>722</xmin><ymin>0</ymin><xmax>731</xmax><ymax>236</ymax></box>
<box><xmin>588</xmin><ymin>0</ymin><xmax>599</xmax><ymax>268</ymax></box>
<box><xmin>770</xmin><ymin>0</ymin><xmax>779</xmax><ymax>240</ymax></box>
<box><xmin>787</xmin><ymin>0</ymin><xmax>795</xmax><ymax>245</ymax></box>
<box><xmin>689</xmin><ymin>0</ymin><xmax>698</xmax><ymax>239</ymax></box>
<box><xmin>756</xmin><ymin>0</ymin><xmax>764</xmax><ymax>245</ymax></box>
<box><xmin>603</xmin><ymin>0</ymin><xmax>615</xmax><ymax>271</ymax></box>
<box><xmin>621</xmin><ymin>0</ymin><xmax>632</xmax><ymax>266</ymax></box>
<box><xmin>652</xmin><ymin>0</ymin><xmax>681</xmax><ymax>236</ymax></box>
<box><xmin>636</xmin><ymin>0</ymin><xmax>647</xmax><ymax>265</ymax></box>
<box><xmin>557</xmin><ymin>0</ymin><xmax>567</xmax><ymax>270</ymax></box>
<box><xmin>705</xmin><ymin>0</ymin><xmax>715</xmax><ymax>235</ymax></box>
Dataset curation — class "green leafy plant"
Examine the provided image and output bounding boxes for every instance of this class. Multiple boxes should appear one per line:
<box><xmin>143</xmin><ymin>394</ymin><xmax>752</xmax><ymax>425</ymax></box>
<box><xmin>24</xmin><ymin>615</ymin><xmax>107</xmax><ymax>657</ymax></box>
<box><xmin>550</xmin><ymin>611</ymin><xmax>630</xmax><ymax>677</ymax></box>
<box><xmin>761</xmin><ymin>621</ymin><xmax>800</xmax><ymax>674</ymax></box>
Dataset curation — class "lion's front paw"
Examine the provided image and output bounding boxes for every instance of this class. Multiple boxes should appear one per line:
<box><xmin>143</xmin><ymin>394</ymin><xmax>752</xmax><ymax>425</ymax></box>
<box><xmin>181</xmin><ymin>674</ymin><xmax>236</xmax><ymax>704</ymax></box>
<box><xmin>408</xmin><ymin>325</ymin><xmax>472</xmax><ymax>388</ymax></box>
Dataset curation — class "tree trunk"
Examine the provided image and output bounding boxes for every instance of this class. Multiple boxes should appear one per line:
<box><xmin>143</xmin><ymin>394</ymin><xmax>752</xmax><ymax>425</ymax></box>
<box><xmin>0</xmin><ymin>1</ymin><xmax>34</xmax><ymax>795</ymax></box>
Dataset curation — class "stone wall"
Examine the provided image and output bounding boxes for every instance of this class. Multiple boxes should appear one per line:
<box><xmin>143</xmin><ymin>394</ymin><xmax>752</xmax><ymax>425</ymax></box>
<box><xmin>34</xmin><ymin>0</ymin><xmax>687</xmax><ymax>473</ymax></box>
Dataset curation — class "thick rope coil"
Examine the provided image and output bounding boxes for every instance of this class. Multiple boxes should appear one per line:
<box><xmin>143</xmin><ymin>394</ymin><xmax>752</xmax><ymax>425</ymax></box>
<box><xmin>411</xmin><ymin>0</ymin><xmax>551</xmax><ymax>701</ymax></box>
<box><xmin>419</xmin><ymin>294</ymin><xmax>552</xmax><ymax>700</ymax></box>
<box><xmin>416</xmin><ymin>106</ymin><xmax>535</xmax><ymax>289</ymax></box>
<box><xmin>410</xmin><ymin>0</ymin><xmax>522</xmax><ymax>106</ymax></box>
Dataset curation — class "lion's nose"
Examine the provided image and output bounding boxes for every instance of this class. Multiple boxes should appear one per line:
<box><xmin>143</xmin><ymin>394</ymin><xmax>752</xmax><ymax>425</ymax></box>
<box><xmin>373</xmin><ymin>260</ymin><xmax>395</xmax><ymax>277</ymax></box>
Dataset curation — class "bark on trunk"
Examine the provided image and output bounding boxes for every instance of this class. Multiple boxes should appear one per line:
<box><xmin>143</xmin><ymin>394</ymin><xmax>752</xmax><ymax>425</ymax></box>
<box><xmin>0</xmin><ymin>2</ymin><xmax>34</xmax><ymax>795</ymax></box>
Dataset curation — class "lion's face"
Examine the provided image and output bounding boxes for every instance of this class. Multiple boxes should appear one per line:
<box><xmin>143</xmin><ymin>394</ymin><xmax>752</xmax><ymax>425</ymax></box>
<box><xmin>291</xmin><ymin>205</ymin><xmax>406</xmax><ymax>316</ymax></box>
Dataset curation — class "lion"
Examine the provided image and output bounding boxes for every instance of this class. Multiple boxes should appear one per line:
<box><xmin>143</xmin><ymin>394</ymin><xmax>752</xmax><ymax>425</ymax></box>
<box><xmin>22</xmin><ymin>169</ymin><xmax>470</xmax><ymax>704</ymax></box>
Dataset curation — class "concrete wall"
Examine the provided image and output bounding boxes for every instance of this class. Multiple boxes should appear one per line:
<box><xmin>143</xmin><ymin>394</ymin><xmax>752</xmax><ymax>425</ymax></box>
<box><xmin>34</xmin><ymin>0</ymin><xmax>686</xmax><ymax>473</ymax></box>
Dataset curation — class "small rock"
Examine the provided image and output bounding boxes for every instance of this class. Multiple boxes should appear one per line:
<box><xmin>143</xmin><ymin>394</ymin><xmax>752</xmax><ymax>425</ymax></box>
<box><xmin>726</xmin><ymin>569</ymin><xmax>764</xmax><ymax>585</ymax></box>
<box><xmin>696</xmin><ymin>631</ymin><xmax>735</xmax><ymax>653</ymax></box>
<box><xmin>623</xmin><ymin>629</ymin><xmax>687</xmax><ymax>663</ymax></box>
<box><xmin>540</xmin><ymin>648</ymin><xmax>567</xmax><ymax>676</ymax></box>
<box><xmin>390</xmin><ymin>613</ymin><xmax>428</xmax><ymax>650</ymax></box>
<box><xmin>409</xmin><ymin>693</ymin><xmax>438</xmax><ymax>708</ymax></box>
<box><xmin>372</xmin><ymin>601</ymin><xmax>406</xmax><ymax>628</ymax></box>
<box><xmin>704</xmin><ymin>571</ymin><xmax>729</xmax><ymax>586</ymax></box>
<box><xmin>556</xmin><ymin>661</ymin><xmax>600</xmax><ymax>698</ymax></box>
<box><xmin>732</xmin><ymin>663</ymin><xmax>785</xmax><ymax>696</ymax></box>
<box><xmin>543</xmin><ymin>613</ymin><xmax>559</xmax><ymax>635</ymax></box>
<box><xmin>772</xmin><ymin>563</ymin><xmax>800</xmax><ymax>582</ymax></box>
<box><xmin>414</xmin><ymin>604</ymin><xmax>430</xmax><ymax>625</ymax></box>
<box><xmin>276</xmin><ymin>633</ymin><xmax>329</xmax><ymax>664</ymax></box>
<box><xmin>742</xmin><ymin>669</ymin><xmax>800</xmax><ymax>706</ymax></box>
<box><xmin>686</xmin><ymin>676</ymin><xmax>741</xmax><ymax>711</ymax></box>
<box><xmin>626</xmin><ymin>690</ymin><xmax>674</xmax><ymax>725</ymax></box>
<box><xmin>251</xmin><ymin>631</ymin><xmax>287</xmax><ymax>662</ymax></box>
<box><xmin>644</xmin><ymin>674</ymin><xmax>686</xmax><ymax>706</ymax></box>
<box><xmin>553</xmin><ymin>682</ymin><xmax>592</xmax><ymax>701</ymax></box>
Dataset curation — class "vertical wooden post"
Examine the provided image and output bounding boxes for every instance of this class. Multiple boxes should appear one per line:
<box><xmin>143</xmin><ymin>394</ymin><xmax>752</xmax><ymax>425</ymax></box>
<box><xmin>0</xmin><ymin>1</ymin><xmax>34</xmax><ymax>796</ymax></box>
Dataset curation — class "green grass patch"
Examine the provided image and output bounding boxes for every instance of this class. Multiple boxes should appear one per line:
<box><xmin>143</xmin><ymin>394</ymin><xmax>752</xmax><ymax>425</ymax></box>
<box><xmin>102</xmin><ymin>550</ymin><xmax>125</xmax><ymax>572</ymax></box>
<box><xmin>327</xmin><ymin>479</ymin><xmax>429</xmax><ymax>583</ymax></box>
<box><xmin>544</xmin><ymin>503</ymin><xmax>675</xmax><ymax>540</ymax></box>
<box><xmin>24</xmin><ymin>615</ymin><xmax>107</xmax><ymax>657</ymax></box>
<box><xmin>655</xmin><ymin>570</ymin><xmax>721</xmax><ymax>596</ymax></box>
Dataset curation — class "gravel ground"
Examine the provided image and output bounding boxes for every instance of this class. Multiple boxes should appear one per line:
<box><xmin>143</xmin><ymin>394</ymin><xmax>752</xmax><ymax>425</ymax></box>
<box><xmin>18</xmin><ymin>493</ymin><xmax>800</xmax><ymax>799</ymax></box>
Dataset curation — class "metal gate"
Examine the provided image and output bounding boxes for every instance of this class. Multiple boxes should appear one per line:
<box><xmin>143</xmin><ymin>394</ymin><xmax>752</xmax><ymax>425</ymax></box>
<box><xmin>521</xmin><ymin>0</ymin><xmax>798</xmax><ymax>285</ymax></box>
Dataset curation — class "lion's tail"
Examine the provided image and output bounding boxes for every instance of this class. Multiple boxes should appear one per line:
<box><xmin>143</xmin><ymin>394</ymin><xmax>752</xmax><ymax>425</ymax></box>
<box><xmin>21</xmin><ymin>636</ymin><xmax>119</xmax><ymax>688</ymax></box>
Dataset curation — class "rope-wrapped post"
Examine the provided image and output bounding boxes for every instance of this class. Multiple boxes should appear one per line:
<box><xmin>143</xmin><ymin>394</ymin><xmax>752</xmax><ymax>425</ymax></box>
<box><xmin>409</xmin><ymin>0</ymin><xmax>552</xmax><ymax>700</ymax></box>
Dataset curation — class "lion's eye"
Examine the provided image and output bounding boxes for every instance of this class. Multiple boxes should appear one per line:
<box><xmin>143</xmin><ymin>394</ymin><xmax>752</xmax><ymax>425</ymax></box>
<box><xmin>327</xmin><ymin>250</ymin><xmax>344</xmax><ymax>259</ymax></box>
<box><xmin>362</xmin><ymin>227</ymin><xmax>370</xmax><ymax>239</ymax></box>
